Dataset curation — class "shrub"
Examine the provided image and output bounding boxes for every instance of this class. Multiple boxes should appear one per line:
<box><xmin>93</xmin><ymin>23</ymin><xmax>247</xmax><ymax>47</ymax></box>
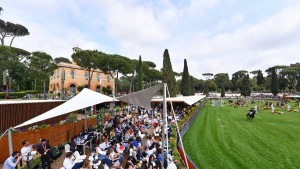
<box><xmin>77</xmin><ymin>86</ymin><xmax>84</xmax><ymax>92</ymax></box>
<box><xmin>0</xmin><ymin>90</ymin><xmax>39</xmax><ymax>99</ymax></box>
<box><xmin>67</xmin><ymin>113</ymin><xmax>77</xmax><ymax>122</ymax></box>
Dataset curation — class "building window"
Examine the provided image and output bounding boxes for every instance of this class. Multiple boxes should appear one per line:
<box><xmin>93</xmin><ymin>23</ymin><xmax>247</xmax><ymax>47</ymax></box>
<box><xmin>71</xmin><ymin>70</ymin><xmax>75</xmax><ymax>79</ymax></box>
<box><xmin>96</xmin><ymin>86</ymin><xmax>101</xmax><ymax>93</ymax></box>
<box><xmin>70</xmin><ymin>84</ymin><xmax>76</xmax><ymax>93</ymax></box>
<box><xmin>57</xmin><ymin>70</ymin><xmax>59</xmax><ymax>78</ymax></box>
<box><xmin>85</xmin><ymin>72</ymin><xmax>89</xmax><ymax>80</ymax></box>
<box><xmin>107</xmin><ymin>75</ymin><xmax>110</xmax><ymax>82</ymax></box>
<box><xmin>97</xmin><ymin>74</ymin><xmax>101</xmax><ymax>81</ymax></box>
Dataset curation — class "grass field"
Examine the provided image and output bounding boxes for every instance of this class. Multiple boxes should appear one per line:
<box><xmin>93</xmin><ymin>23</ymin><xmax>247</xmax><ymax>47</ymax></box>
<box><xmin>183</xmin><ymin>100</ymin><xmax>300</xmax><ymax>169</ymax></box>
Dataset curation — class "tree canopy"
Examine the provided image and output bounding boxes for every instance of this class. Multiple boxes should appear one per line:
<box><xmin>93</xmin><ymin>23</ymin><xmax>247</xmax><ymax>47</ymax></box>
<box><xmin>54</xmin><ymin>57</ymin><xmax>72</xmax><ymax>64</ymax></box>
<box><xmin>0</xmin><ymin>19</ymin><xmax>29</xmax><ymax>46</ymax></box>
<box><xmin>28</xmin><ymin>51</ymin><xmax>57</xmax><ymax>93</ymax></box>
<box><xmin>271</xmin><ymin>68</ymin><xmax>279</xmax><ymax>96</ymax></box>
<box><xmin>162</xmin><ymin>49</ymin><xmax>177</xmax><ymax>97</ymax></box>
<box><xmin>181</xmin><ymin>59</ymin><xmax>191</xmax><ymax>96</ymax></box>
<box><xmin>137</xmin><ymin>55</ymin><xmax>143</xmax><ymax>91</ymax></box>
<box><xmin>71</xmin><ymin>50</ymin><xmax>98</xmax><ymax>89</ymax></box>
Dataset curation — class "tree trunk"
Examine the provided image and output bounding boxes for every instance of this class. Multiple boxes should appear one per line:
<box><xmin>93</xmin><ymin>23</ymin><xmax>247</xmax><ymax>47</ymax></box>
<box><xmin>128</xmin><ymin>71</ymin><xmax>134</xmax><ymax>93</ymax></box>
<box><xmin>9</xmin><ymin>36</ymin><xmax>16</xmax><ymax>47</ymax></box>
<box><xmin>34</xmin><ymin>77</ymin><xmax>36</xmax><ymax>90</ymax></box>
<box><xmin>292</xmin><ymin>78</ymin><xmax>297</xmax><ymax>94</ymax></box>
<box><xmin>88</xmin><ymin>71</ymin><xmax>91</xmax><ymax>89</ymax></box>
<box><xmin>116</xmin><ymin>72</ymin><xmax>119</xmax><ymax>95</ymax></box>
<box><xmin>8</xmin><ymin>77</ymin><xmax>11</xmax><ymax>91</ymax></box>
<box><xmin>88</xmin><ymin>70</ymin><xmax>94</xmax><ymax>89</ymax></box>
<box><xmin>2</xmin><ymin>70</ymin><xmax>6</xmax><ymax>85</ymax></box>
<box><xmin>0</xmin><ymin>37</ymin><xmax>4</xmax><ymax>45</ymax></box>
<box><xmin>43</xmin><ymin>79</ymin><xmax>46</xmax><ymax>94</ymax></box>
<box><xmin>61</xmin><ymin>68</ymin><xmax>65</xmax><ymax>98</ymax></box>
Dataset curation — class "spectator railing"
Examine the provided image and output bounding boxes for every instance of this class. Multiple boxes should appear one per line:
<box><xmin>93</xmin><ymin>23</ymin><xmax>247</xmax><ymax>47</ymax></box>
<box><xmin>47</xmin><ymin>123</ymin><xmax>84</xmax><ymax>146</ymax></box>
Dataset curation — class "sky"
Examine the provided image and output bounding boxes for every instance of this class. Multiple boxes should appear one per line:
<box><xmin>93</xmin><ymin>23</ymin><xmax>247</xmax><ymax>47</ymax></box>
<box><xmin>1</xmin><ymin>0</ymin><xmax>300</xmax><ymax>79</ymax></box>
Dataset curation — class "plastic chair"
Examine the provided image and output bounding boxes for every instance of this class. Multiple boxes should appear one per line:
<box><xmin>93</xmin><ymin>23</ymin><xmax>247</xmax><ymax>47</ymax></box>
<box><xmin>64</xmin><ymin>144</ymin><xmax>70</xmax><ymax>153</ymax></box>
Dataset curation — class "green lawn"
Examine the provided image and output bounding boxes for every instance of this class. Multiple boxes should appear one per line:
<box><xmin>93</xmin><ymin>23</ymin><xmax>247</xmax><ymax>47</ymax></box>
<box><xmin>183</xmin><ymin>100</ymin><xmax>300</xmax><ymax>169</ymax></box>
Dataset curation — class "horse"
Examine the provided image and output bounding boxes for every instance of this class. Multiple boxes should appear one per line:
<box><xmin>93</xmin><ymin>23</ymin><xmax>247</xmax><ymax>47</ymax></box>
<box><xmin>246</xmin><ymin>108</ymin><xmax>256</xmax><ymax>121</ymax></box>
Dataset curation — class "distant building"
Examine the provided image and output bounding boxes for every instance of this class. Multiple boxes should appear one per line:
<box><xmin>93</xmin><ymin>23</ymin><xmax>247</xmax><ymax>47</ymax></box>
<box><xmin>49</xmin><ymin>47</ymin><xmax>113</xmax><ymax>94</ymax></box>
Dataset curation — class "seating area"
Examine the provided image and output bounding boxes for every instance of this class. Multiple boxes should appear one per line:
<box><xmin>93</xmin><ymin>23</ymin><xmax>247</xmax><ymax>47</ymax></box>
<box><xmin>55</xmin><ymin>105</ymin><xmax>181</xmax><ymax>169</ymax></box>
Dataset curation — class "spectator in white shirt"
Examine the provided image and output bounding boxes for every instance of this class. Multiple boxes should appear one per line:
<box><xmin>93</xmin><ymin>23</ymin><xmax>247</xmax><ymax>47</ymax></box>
<box><xmin>100</xmin><ymin>139</ymin><xmax>109</xmax><ymax>150</ymax></box>
<box><xmin>21</xmin><ymin>140</ymin><xmax>34</xmax><ymax>169</ymax></box>
<box><xmin>63</xmin><ymin>152</ymin><xmax>84</xmax><ymax>169</ymax></box>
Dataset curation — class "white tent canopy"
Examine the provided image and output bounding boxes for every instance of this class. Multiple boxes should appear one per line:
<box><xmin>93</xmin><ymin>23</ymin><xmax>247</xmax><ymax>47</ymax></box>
<box><xmin>151</xmin><ymin>95</ymin><xmax>205</xmax><ymax>105</ymax></box>
<box><xmin>117</xmin><ymin>84</ymin><xmax>162</xmax><ymax>110</ymax></box>
<box><xmin>14</xmin><ymin>88</ymin><xmax>115</xmax><ymax>129</ymax></box>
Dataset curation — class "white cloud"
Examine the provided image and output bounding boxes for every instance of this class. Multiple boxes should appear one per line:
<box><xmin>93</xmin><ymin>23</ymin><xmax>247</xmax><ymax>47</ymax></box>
<box><xmin>171</xmin><ymin>6</ymin><xmax>300</xmax><ymax>78</ymax></box>
<box><xmin>2</xmin><ymin>0</ymin><xmax>300</xmax><ymax>81</ymax></box>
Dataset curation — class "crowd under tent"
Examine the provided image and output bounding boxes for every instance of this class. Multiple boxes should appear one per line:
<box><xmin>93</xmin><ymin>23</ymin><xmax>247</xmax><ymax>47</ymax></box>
<box><xmin>3</xmin><ymin>84</ymin><xmax>191</xmax><ymax>169</ymax></box>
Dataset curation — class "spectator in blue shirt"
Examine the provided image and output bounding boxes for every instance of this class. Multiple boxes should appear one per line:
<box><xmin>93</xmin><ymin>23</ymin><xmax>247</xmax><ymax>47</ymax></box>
<box><xmin>3</xmin><ymin>151</ymin><xmax>22</xmax><ymax>169</ymax></box>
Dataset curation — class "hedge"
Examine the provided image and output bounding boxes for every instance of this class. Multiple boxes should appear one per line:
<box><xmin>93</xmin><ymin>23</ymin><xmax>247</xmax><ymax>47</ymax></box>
<box><xmin>0</xmin><ymin>90</ymin><xmax>39</xmax><ymax>99</ymax></box>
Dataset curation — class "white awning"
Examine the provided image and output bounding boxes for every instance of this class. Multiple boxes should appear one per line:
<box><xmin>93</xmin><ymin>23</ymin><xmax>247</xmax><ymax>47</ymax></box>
<box><xmin>14</xmin><ymin>88</ymin><xmax>115</xmax><ymax>128</ymax></box>
<box><xmin>151</xmin><ymin>95</ymin><xmax>205</xmax><ymax>105</ymax></box>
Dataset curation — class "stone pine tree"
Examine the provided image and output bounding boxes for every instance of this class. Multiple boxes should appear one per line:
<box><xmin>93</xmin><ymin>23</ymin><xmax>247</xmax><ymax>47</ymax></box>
<box><xmin>240</xmin><ymin>74</ymin><xmax>251</xmax><ymax>96</ymax></box>
<box><xmin>221</xmin><ymin>84</ymin><xmax>225</xmax><ymax>97</ymax></box>
<box><xmin>137</xmin><ymin>55</ymin><xmax>143</xmax><ymax>91</ymax></box>
<box><xmin>271</xmin><ymin>68</ymin><xmax>279</xmax><ymax>96</ymax></box>
<box><xmin>257</xmin><ymin>69</ymin><xmax>264</xmax><ymax>86</ymax></box>
<box><xmin>181</xmin><ymin>59</ymin><xmax>191</xmax><ymax>96</ymax></box>
<box><xmin>162</xmin><ymin>49</ymin><xmax>177</xmax><ymax>97</ymax></box>
<box><xmin>190</xmin><ymin>76</ymin><xmax>195</xmax><ymax>95</ymax></box>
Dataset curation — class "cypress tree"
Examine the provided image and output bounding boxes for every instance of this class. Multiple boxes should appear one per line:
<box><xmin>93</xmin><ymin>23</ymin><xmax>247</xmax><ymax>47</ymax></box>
<box><xmin>271</xmin><ymin>68</ymin><xmax>279</xmax><ymax>96</ymax></box>
<box><xmin>221</xmin><ymin>83</ymin><xmax>225</xmax><ymax>97</ymax></box>
<box><xmin>181</xmin><ymin>59</ymin><xmax>191</xmax><ymax>96</ymax></box>
<box><xmin>204</xmin><ymin>84</ymin><xmax>209</xmax><ymax>96</ymax></box>
<box><xmin>162</xmin><ymin>49</ymin><xmax>177</xmax><ymax>97</ymax></box>
<box><xmin>137</xmin><ymin>55</ymin><xmax>143</xmax><ymax>91</ymax></box>
<box><xmin>241</xmin><ymin>74</ymin><xmax>251</xmax><ymax>96</ymax></box>
<box><xmin>190</xmin><ymin>76</ymin><xmax>195</xmax><ymax>95</ymax></box>
<box><xmin>257</xmin><ymin>69</ymin><xmax>264</xmax><ymax>86</ymax></box>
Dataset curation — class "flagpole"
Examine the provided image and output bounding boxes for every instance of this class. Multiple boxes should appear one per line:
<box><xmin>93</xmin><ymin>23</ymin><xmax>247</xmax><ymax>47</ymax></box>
<box><xmin>161</xmin><ymin>83</ymin><xmax>167</xmax><ymax>169</ymax></box>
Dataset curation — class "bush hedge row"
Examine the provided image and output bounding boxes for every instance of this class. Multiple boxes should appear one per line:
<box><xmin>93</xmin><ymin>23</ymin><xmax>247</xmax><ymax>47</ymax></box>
<box><xmin>0</xmin><ymin>90</ymin><xmax>40</xmax><ymax>99</ymax></box>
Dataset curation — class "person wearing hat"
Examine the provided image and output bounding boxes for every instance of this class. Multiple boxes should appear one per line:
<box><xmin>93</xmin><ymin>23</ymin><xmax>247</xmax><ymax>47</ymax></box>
<box><xmin>37</xmin><ymin>139</ymin><xmax>51</xmax><ymax>169</ymax></box>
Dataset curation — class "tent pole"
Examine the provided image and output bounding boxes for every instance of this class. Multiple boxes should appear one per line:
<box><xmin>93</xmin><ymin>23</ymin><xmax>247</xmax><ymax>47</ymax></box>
<box><xmin>8</xmin><ymin>127</ymin><xmax>13</xmax><ymax>156</ymax></box>
<box><xmin>85</xmin><ymin>108</ymin><xmax>87</xmax><ymax>130</ymax></box>
<box><xmin>151</xmin><ymin>108</ymin><xmax>153</xmax><ymax>136</ymax></box>
<box><xmin>167</xmin><ymin>86</ymin><xmax>190</xmax><ymax>169</ymax></box>
<box><xmin>161</xmin><ymin>83</ymin><xmax>166</xmax><ymax>169</ymax></box>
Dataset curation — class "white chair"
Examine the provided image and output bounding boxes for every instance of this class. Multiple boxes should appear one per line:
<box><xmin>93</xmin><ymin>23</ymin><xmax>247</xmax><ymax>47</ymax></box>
<box><xmin>138</xmin><ymin>131</ymin><xmax>145</xmax><ymax>140</ymax></box>
<box><xmin>74</xmin><ymin>151</ymin><xmax>86</xmax><ymax>162</ymax></box>
<box><xmin>64</xmin><ymin>144</ymin><xmax>70</xmax><ymax>153</ymax></box>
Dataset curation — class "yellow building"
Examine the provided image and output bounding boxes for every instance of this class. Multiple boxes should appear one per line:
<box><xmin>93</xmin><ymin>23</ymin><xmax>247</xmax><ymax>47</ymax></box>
<box><xmin>49</xmin><ymin>47</ymin><xmax>114</xmax><ymax>94</ymax></box>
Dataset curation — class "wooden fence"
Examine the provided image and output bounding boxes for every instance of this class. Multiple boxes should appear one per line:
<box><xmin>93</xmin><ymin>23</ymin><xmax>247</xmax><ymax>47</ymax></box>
<box><xmin>0</xmin><ymin>101</ymin><xmax>68</xmax><ymax>133</ymax></box>
<box><xmin>0</xmin><ymin>118</ymin><xmax>97</xmax><ymax>164</ymax></box>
